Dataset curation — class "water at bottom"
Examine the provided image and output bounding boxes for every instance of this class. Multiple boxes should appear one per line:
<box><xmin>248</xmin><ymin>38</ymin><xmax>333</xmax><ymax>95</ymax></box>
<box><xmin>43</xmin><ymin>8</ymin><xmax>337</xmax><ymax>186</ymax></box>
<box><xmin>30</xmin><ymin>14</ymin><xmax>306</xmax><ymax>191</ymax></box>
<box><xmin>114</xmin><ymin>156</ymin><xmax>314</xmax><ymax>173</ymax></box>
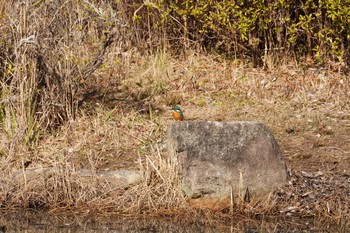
<box><xmin>0</xmin><ymin>211</ymin><xmax>346</xmax><ymax>232</ymax></box>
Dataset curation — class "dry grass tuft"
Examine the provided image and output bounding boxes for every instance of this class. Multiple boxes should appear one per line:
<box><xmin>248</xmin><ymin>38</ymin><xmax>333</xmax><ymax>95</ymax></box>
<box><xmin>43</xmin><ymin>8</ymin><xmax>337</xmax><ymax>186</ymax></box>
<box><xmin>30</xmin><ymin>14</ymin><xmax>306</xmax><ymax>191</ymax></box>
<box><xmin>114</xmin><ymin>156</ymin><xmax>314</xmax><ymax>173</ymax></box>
<box><xmin>0</xmin><ymin>130</ymin><xmax>187</xmax><ymax>214</ymax></box>
<box><xmin>115</xmin><ymin>144</ymin><xmax>188</xmax><ymax>214</ymax></box>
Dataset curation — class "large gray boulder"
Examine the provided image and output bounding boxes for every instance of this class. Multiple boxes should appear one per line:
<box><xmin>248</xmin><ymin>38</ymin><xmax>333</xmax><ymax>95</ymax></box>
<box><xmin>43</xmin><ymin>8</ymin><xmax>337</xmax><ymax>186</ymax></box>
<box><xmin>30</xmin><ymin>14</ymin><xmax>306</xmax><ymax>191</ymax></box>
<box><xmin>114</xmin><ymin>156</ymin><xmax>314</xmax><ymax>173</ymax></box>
<box><xmin>167</xmin><ymin>121</ymin><xmax>288</xmax><ymax>204</ymax></box>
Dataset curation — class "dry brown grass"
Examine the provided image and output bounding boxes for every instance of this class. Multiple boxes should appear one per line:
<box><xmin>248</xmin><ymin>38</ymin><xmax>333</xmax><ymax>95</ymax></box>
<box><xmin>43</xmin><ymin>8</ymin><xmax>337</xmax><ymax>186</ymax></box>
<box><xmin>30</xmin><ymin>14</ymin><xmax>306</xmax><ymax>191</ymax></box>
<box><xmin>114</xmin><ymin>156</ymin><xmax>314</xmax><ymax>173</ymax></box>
<box><xmin>1</xmin><ymin>47</ymin><xmax>350</xmax><ymax>225</ymax></box>
<box><xmin>0</xmin><ymin>138</ymin><xmax>187</xmax><ymax>214</ymax></box>
<box><xmin>1</xmin><ymin>0</ymin><xmax>350</xmax><ymax>231</ymax></box>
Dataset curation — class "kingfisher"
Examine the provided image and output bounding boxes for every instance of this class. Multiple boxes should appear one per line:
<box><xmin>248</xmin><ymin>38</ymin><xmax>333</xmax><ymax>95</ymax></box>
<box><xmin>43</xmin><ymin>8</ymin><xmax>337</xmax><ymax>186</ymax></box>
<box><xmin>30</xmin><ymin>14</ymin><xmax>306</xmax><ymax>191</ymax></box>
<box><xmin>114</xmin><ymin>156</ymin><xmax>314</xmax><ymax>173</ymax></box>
<box><xmin>172</xmin><ymin>105</ymin><xmax>184</xmax><ymax>121</ymax></box>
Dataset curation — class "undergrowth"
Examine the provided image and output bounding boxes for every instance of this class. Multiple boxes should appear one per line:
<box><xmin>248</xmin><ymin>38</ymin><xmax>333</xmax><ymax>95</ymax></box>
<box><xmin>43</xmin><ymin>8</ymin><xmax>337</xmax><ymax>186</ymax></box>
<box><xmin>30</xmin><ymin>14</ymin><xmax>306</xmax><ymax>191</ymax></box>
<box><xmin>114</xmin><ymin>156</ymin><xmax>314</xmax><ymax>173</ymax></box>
<box><xmin>0</xmin><ymin>0</ymin><xmax>349</xmax><ymax>230</ymax></box>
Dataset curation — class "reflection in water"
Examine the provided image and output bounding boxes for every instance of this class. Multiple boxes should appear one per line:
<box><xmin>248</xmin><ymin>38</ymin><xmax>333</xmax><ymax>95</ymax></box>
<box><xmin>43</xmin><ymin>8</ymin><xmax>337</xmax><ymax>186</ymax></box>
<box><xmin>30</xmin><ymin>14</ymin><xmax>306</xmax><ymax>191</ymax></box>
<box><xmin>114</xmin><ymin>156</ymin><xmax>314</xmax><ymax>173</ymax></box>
<box><xmin>0</xmin><ymin>211</ymin><xmax>346</xmax><ymax>232</ymax></box>
<box><xmin>0</xmin><ymin>212</ymin><xmax>224</xmax><ymax>233</ymax></box>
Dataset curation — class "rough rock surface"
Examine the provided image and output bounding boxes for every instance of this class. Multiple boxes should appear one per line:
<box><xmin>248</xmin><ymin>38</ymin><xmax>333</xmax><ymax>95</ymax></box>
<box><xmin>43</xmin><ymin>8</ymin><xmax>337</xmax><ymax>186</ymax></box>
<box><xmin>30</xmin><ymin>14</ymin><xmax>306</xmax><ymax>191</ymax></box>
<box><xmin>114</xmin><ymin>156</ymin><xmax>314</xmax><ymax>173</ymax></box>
<box><xmin>77</xmin><ymin>169</ymin><xmax>143</xmax><ymax>187</ymax></box>
<box><xmin>167</xmin><ymin>121</ymin><xmax>288</xmax><ymax>202</ymax></box>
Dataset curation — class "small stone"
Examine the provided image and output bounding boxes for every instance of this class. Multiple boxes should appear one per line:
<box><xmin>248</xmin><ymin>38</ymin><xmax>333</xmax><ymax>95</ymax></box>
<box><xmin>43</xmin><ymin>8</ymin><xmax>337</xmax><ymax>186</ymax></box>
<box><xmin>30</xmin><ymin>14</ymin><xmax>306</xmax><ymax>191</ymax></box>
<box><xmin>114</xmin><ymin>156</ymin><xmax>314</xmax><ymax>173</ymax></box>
<box><xmin>260</xmin><ymin>80</ymin><xmax>267</xmax><ymax>86</ymax></box>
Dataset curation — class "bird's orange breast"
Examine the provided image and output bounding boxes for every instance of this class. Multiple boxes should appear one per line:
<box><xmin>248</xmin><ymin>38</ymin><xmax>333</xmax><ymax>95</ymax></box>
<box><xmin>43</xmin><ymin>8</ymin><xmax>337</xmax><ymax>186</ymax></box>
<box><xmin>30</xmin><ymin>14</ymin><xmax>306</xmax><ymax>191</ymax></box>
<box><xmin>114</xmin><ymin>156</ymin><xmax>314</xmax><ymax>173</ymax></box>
<box><xmin>172</xmin><ymin>111</ymin><xmax>183</xmax><ymax>121</ymax></box>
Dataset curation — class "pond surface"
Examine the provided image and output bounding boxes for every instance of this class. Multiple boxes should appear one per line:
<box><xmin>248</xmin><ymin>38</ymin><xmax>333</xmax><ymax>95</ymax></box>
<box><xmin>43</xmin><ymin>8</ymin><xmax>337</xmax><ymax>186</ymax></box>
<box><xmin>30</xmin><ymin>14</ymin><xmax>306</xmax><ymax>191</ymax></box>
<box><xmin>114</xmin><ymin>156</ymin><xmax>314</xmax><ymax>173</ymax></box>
<box><xmin>0</xmin><ymin>211</ymin><xmax>346</xmax><ymax>232</ymax></box>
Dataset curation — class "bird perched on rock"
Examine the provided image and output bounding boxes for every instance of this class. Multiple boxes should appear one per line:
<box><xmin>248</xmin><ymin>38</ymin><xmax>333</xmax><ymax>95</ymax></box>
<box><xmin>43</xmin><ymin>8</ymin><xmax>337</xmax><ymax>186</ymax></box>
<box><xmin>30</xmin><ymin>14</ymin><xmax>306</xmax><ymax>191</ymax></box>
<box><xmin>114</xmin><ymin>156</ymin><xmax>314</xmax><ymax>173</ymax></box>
<box><xmin>172</xmin><ymin>105</ymin><xmax>184</xmax><ymax>121</ymax></box>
